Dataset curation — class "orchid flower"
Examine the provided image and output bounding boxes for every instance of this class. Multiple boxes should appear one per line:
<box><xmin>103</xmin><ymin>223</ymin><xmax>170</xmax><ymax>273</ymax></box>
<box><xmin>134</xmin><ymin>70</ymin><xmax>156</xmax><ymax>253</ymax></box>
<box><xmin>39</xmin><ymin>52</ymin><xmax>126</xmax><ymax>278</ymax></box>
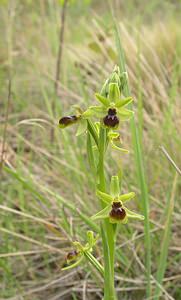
<box><xmin>92</xmin><ymin>176</ymin><xmax>144</xmax><ymax>224</ymax></box>
<box><xmin>83</xmin><ymin>83</ymin><xmax>134</xmax><ymax>129</ymax></box>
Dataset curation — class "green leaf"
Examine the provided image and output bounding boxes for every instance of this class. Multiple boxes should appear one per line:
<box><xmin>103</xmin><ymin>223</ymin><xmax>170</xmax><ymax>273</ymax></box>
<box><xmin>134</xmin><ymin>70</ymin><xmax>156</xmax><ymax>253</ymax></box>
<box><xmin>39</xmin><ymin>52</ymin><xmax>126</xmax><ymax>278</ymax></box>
<box><xmin>87</xmin><ymin>120</ymin><xmax>99</xmax><ymax>147</ymax></box>
<box><xmin>96</xmin><ymin>190</ymin><xmax>113</xmax><ymax>204</ymax></box>
<box><xmin>95</xmin><ymin>93</ymin><xmax>110</xmax><ymax>107</ymax></box>
<box><xmin>91</xmin><ymin>204</ymin><xmax>112</xmax><ymax>220</ymax></box>
<box><xmin>119</xmin><ymin>192</ymin><xmax>135</xmax><ymax>203</ymax></box>
<box><xmin>125</xmin><ymin>208</ymin><xmax>144</xmax><ymax>220</ymax></box>
<box><xmin>76</xmin><ymin>119</ymin><xmax>87</xmax><ymax>136</ymax></box>
<box><xmin>110</xmin><ymin>176</ymin><xmax>120</xmax><ymax>198</ymax></box>
<box><xmin>108</xmin><ymin>83</ymin><xmax>120</xmax><ymax>102</ymax></box>
<box><xmin>116</xmin><ymin>97</ymin><xmax>133</xmax><ymax>108</ymax></box>
<box><xmin>87</xmin><ymin>132</ymin><xmax>97</xmax><ymax>175</ymax></box>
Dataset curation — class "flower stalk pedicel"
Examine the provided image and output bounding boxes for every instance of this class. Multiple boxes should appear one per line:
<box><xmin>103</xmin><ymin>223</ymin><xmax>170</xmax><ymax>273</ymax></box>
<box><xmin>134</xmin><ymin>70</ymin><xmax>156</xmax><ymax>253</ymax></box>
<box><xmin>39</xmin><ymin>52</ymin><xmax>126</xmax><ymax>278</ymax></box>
<box><xmin>59</xmin><ymin>66</ymin><xmax>144</xmax><ymax>299</ymax></box>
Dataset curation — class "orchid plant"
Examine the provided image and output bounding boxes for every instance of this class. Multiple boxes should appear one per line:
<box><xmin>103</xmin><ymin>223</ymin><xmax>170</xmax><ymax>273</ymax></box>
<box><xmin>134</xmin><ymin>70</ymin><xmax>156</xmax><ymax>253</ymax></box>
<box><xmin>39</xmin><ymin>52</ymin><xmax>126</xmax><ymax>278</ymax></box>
<box><xmin>59</xmin><ymin>66</ymin><xmax>144</xmax><ymax>299</ymax></box>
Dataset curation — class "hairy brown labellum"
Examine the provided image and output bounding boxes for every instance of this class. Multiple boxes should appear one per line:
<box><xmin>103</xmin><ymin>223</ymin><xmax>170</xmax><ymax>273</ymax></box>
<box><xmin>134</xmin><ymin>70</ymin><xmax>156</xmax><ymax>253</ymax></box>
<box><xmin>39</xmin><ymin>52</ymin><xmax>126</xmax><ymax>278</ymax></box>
<box><xmin>103</xmin><ymin>115</ymin><xmax>119</xmax><ymax>128</ymax></box>
<box><xmin>66</xmin><ymin>250</ymin><xmax>79</xmax><ymax>261</ymax></box>
<box><xmin>103</xmin><ymin>108</ymin><xmax>119</xmax><ymax>128</ymax></box>
<box><xmin>59</xmin><ymin>115</ymin><xmax>78</xmax><ymax>127</ymax></box>
<box><xmin>109</xmin><ymin>202</ymin><xmax>126</xmax><ymax>220</ymax></box>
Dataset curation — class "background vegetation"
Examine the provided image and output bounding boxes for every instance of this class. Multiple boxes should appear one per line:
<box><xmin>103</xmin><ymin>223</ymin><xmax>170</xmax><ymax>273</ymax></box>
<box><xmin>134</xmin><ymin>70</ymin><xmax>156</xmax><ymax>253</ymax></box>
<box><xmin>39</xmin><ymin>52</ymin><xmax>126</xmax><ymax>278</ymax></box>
<box><xmin>0</xmin><ymin>0</ymin><xmax>180</xmax><ymax>299</ymax></box>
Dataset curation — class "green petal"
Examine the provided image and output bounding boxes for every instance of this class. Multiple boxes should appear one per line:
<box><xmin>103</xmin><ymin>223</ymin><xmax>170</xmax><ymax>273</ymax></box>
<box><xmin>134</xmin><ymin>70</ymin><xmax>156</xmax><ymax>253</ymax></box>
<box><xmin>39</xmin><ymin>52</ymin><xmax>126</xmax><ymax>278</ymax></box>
<box><xmin>116</xmin><ymin>97</ymin><xmax>133</xmax><ymax>108</ymax></box>
<box><xmin>96</xmin><ymin>190</ymin><xmax>113</xmax><ymax>204</ymax></box>
<box><xmin>76</xmin><ymin>119</ymin><xmax>87</xmax><ymax>136</ymax></box>
<box><xmin>125</xmin><ymin>208</ymin><xmax>145</xmax><ymax>220</ymax></box>
<box><xmin>108</xmin><ymin>83</ymin><xmax>120</xmax><ymax>102</ymax></box>
<box><xmin>119</xmin><ymin>192</ymin><xmax>135</xmax><ymax>203</ymax></box>
<box><xmin>91</xmin><ymin>204</ymin><xmax>112</xmax><ymax>221</ymax></box>
<box><xmin>95</xmin><ymin>93</ymin><xmax>110</xmax><ymax>107</ymax></box>
<box><xmin>117</xmin><ymin>108</ymin><xmax>134</xmax><ymax>121</ymax></box>
<box><xmin>83</xmin><ymin>106</ymin><xmax>106</xmax><ymax>118</ymax></box>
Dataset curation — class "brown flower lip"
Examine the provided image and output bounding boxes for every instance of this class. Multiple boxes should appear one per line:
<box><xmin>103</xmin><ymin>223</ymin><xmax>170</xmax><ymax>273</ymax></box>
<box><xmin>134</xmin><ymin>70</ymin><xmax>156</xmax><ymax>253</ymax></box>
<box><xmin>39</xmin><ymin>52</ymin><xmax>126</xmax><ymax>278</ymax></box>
<box><xmin>66</xmin><ymin>250</ymin><xmax>79</xmax><ymax>261</ymax></box>
<box><xmin>109</xmin><ymin>202</ymin><xmax>126</xmax><ymax>220</ymax></box>
<box><xmin>103</xmin><ymin>108</ymin><xmax>119</xmax><ymax>128</ymax></box>
<box><xmin>103</xmin><ymin>114</ymin><xmax>119</xmax><ymax>127</ymax></box>
<box><xmin>59</xmin><ymin>115</ymin><xmax>78</xmax><ymax>126</ymax></box>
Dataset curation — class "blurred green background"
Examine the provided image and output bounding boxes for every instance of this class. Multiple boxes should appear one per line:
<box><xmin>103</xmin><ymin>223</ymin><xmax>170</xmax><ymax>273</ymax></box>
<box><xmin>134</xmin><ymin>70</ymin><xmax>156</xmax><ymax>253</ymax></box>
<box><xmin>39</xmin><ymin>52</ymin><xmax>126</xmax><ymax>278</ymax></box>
<box><xmin>0</xmin><ymin>0</ymin><xmax>181</xmax><ymax>299</ymax></box>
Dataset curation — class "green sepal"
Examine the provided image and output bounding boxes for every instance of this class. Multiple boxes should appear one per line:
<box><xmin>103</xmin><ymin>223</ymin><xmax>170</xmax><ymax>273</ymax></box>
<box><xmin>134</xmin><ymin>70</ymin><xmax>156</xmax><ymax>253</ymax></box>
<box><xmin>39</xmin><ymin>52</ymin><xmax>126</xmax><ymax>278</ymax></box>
<box><xmin>96</xmin><ymin>190</ymin><xmax>113</xmax><ymax>204</ymax></box>
<box><xmin>125</xmin><ymin>208</ymin><xmax>145</xmax><ymax>220</ymax></box>
<box><xmin>110</xmin><ymin>176</ymin><xmax>120</xmax><ymax>198</ymax></box>
<box><xmin>116</xmin><ymin>97</ymin><xmax>133</xmax><ymax>108</ymax></box>
<box><xmin>83</xmin><ymin>106</ymin><xmax>106</xmax><ymax>118</ymax></box>
<box><xmin>119</xmin><ymin>192</ymin><xmax>135</xmax><ymax>203</ymax></box>
<box><xmin>95</xmin><ymin>93</ymin><xmax>110</xmax><ymax>107</ymax></box>
<box><xmin>117</xmin><ymin>108</ymin><xmax>134</xmax><ymax>121</ymax></box>
<box><xmin>91</xmin><ymin>204</ymin><xmax>112</xmax><ymax>221</ymax></box>
<box><xmin>76</xmin><ymin>119</ymin><xmax>87</xmax><ymax>136</ymax></box>
<box><xmin>108</xmin><ymin>83</ymin><xmax>120</xmax><ymax>102</ymax></box>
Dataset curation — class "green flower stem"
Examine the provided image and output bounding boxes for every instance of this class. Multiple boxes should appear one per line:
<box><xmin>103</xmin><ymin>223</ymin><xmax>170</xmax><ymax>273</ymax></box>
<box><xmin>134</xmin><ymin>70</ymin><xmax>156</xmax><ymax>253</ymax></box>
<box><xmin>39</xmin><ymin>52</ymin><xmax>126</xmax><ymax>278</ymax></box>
<box><xmin>84</xmin><ymin>251</ymin><xmax>104</xmax><ymax>276</ymax></box>
<box><xmin>98</xmin><ymin>126</ymin><xmax>116</xmax><ymax>300</ymax></box>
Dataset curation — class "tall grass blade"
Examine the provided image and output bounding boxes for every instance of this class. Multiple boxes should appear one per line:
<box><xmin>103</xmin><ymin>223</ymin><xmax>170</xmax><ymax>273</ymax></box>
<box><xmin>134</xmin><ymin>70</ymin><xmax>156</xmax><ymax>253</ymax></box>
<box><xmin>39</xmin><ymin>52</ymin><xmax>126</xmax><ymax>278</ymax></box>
<box><xmin>154</xmin><ymin>173</ymin><xmax>178</xmax><ymax>300</ymax></box>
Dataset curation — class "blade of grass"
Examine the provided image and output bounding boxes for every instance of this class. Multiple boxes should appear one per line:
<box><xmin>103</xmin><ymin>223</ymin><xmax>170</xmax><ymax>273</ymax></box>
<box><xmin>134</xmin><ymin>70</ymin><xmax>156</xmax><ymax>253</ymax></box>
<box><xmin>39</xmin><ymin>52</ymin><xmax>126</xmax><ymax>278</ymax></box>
<box><xmin>160</xmin><ymin>146</ymin><xmax>181</xmax><ymax>176</ymax></box>
<box><xmin>154</xmin><ymin>173</ymin><xmax>178</xmax><ymax>300</ymax></box>
<box><xmin>0</xmin><ymin>227</ymin><xmax>64</xmax><ymax>254</ymax></box>
<box><xmin>0</xmin><ymin>3</ymin><xmax>13</xmax><ymax>173</ymax></box>
<box><xmin>114</xmin><ymin>22</ymin><xmax>151</xmax><ymax>297</ymax></box>
<box><xmin>4</xmin><ymin>165</ymin><xmax>100</xmax><ymax>233</ymax></box>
